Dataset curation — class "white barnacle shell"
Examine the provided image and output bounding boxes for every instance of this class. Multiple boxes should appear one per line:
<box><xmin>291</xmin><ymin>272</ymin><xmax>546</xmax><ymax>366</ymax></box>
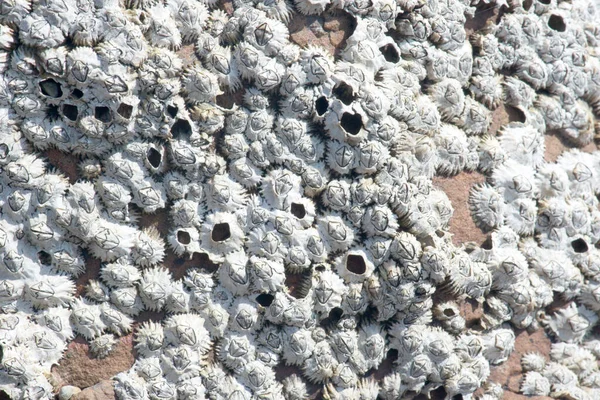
<box><xmin>200</xmin><ymin>211</ymin><xmax>245</xmax><ymax>262</ymax></box>
<box><xmin>217</xmin><ymin>333</ymin><xmax>256</xmax><ymax>371</ymax></box>
<box><xmin>544</xmin><ymin>303</ymin><xmax>598</xmax><ymax>343</ymax></box>
<box><xmin>317</xmin><ymin>213</ymin><xmax>355</xmax><ymax>253</ymax></box>
<box><xmin>249</xmin><ymin>256</ymin><xmax>285</xmax><ymax>292</ymax></box>
<box><xmin>535</xmin><ymin>163</ymin><xmax>569</xmax><ymax>199</ymax></box>
<box><xmin>303</xmin><ymin>340</ymin><xmax>338</xmax><ymax>383</ymax></box>
<box><xmin>218</xmin><ymin>251</ymin><xmax>251</xmax><ymax>295</ymax></box>
<box><xmin>482</xmin><ymin>328</ymin><xmax>515</xmax><ymax>365</ymax></box>
<box><xmin>70</xmin><ymin>299</ymin><xmax>106</xmax><ymax>339</ymax></box>
<box><xmin>90</xmin><ymin>334</ymin><xmax>117</xmax><ymax>359</ymax></box>
<box><xmin>334</xmin><ymin>249</ymin><xmax>375</xmax><ymax>283</ymax></box>
<box><xmin>428</xmin><ymin>78</ymin><xmax>465</xmax><ymax>121</ymax></box>
<box><xmin>521</xmin><ymin>371</ymin><xmax>551</xmax><ymax>396</ymax></box>
<box><xmin>164</xmin><ymin>313</ymin><xmax>211</xmax><ymax>355</ymax></box>
<box><xmin>138</xmin><ymin>267</ymin><xmax>173</xmax><ymax>311</ymax></box>
<box><xmin>521</xmin><ymin>352</ymin><xmax>546</xmax><ymax>373</ymax></box>
<box><xmin>469</xmin><ymin>183</ymin><xmax>505</xmax><ymax>232</ymax></box>
<box><xmin>433</xmin><ymin>301</ymin><xmax>465</xmax><ymax>334</ymax></box>
<box><xmin>135</xmin><ymin>321</ymin><xmax>164</xmax><ymax>358</ymax></box>
<box><xmin>503</xmin><ymin>76</ymin><xmax>536</xmax><ymax>109</ymax></box>
<box><xmin>312</xmin><ymin>269</ymin><xmax>347</xmax><ymax>315</ymax></box>
<box><xmin>228</xmin><ymin>297</ymin><xmax>261</xmax><ymax>333</ymax></box>
<box><xmin>282</xmin><ymin>374</ymin><xmax>308</xmax><ymax>400</ymax></box>
<box><xmin>498</xmin><ymin>122</ymin><xmax>545</xmax><ymax>168</ymax></box>
<box><xmin>434</xmin><ymin>124</ymin><xmax>470</xmax><ymax>176</ymax></box>
<box><xmin>24</xmin><ymin>272</ymin><xmax>76</xmax><ymax>309</ymax></box>
<box><xmin>492</xmin><ymin>159</ymin><xmax>538</xmax><ymax>202</ymax></box>
<box><xmin>100</xmin><ymin>258</ymin><xmax>141</xmax><ymax>288</ymax></box>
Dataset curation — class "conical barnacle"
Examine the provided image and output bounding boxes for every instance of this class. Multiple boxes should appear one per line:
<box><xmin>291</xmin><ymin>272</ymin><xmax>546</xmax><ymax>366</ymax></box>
<box><xmin>521</xmin><ymin>352</ymin><xmax>547</xmax><ymax>373</ymax></box>
<box><xmin>544</xmin><ymin>303</ymin><xmax>598</xmax><ymax>344</ymax></box>
<box><xmin>138</xmin><ymin>266</ymin><xmax>173</xmax><ymax>311</ymax></box>
<box><xmin>89</xmin><ymin>334</ymin><xmax>117</xmax><ymax>359</ymax></box>
<box><xmin>24</xmin><ymin>273</ymin><xmax>76</xmax><ymax>309</ymax></box>
<box><xmin>70</xmin><ymin>299</ymin><xmax>107</xmax><ymax>339</ymax></box>
<box><xmin>86</xmin><ymin>279</ymin><xmax>110</xmax><ymax>303</ymax></box>
<box><xmin>434</xmin><ymin>123</ymin><xmax>470</xmax><ymax>176</ymax></box>
<box><xmin>433</xmin><ymin>301</ymin><xmax>465</xmax><ymax>334</ymax></box>
<box><xmin>317</xmin><ymin>214</ymin><xmax>355</xmax><ymax>253</ymax></box>
<box><xmin>492</xmin><ymin>159</ymin><xmax>538</xmax><ymax>202</ymax></box>
<box><xmin>428</xmin><ymin>78</ymin><xmax>465</xmax><ymax>121</ymax></box>
<box><xmin>469</xmin><ymin>184</ymin><xmax>505</xmax><ymax>232</ymax></box>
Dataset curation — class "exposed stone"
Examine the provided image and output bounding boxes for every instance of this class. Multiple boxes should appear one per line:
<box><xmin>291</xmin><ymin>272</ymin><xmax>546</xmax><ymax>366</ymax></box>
<box><xmin>71</xmin><ymin>380</ymin><xmax>115</xmax><ymax>400</ymax></box>
<box><xmin>58</xmin><ymin>385</ymin><xmax>81</xmax><ymax>400</ymax></box>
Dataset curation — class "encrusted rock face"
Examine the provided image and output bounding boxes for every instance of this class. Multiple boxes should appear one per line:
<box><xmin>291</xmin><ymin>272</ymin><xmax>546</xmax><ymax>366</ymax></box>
<box><xmin>3</xmin><ymin>0</ymin><xmax>600</xmax><ymax>397</ymax></box>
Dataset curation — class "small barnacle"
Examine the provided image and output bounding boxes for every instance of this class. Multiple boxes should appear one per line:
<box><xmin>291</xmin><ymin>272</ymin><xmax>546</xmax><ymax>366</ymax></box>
<box><xmin>282</xmin><ymin>374</ymin><xmax>308</xmax><ymax>400</ymax></box>
<box><xmin>70</xmin><ymin>299</ymin><xmax>106</xmax><ymax>339</ymax></box>
<box><xmin>503</xmin><ymin>76</ymin><xmax>536</xmax><ymax>109</ymax></box>
<box><xmin>138</xmin><ymin>267</ymin><xmax>173</xmax><ymax>312</ymax></box>
<box><xmin>498</xmin><ymin>122</ymin><xmax>545</xmax><ymax>168</ymax></box>
<box><xmin>543</xmin><ymin>303</ymin><xmax>598</xmax><ymax>343</ymax></box>
<box><xmin>303</xmin><ymin>340</ymin><xmax>338</xmax><ymax>383</ymax></box>
<box><xmin>482</xmin><ymin>328</ymin><xmax>515</xmax><ymax>364</ymax></box>
<box><xmin>217</xmin><ymin>333</ymin><xmax>256</xmax><ymax>371</ymax></box>
<box><xmin>433</xmin><ymin>301</ymin><xmax>465</xmax><ymax>334</ymax></box>
<box><xmin>469</xmin><ymin>183</ymin><xmax>505</xmax><ymax>232</ymax></box>
<box><xmin>521</xmin><ymin>352</ymin><xmax>547</xmax><ymax>372</ymax></box>
<box><xmin>452</xmin><ymin>97</ymin><xmax>491</xmax><ymax>136</ymax></box>
<box><xmin>428</xmin><ymin>78</ymin><xmax>465</xmax><ymax>121</ymax></box>
<box><xmin>90</xmin><ymin>334</ymin><xmax>117</xmax><ymax>359</ymax></box>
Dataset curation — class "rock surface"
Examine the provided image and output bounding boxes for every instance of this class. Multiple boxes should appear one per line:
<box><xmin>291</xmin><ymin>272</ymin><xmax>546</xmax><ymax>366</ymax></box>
<box><xmin>71</xmin><ymin>380</ymin><xmax>115</xmax><ymax>400</ymax></box>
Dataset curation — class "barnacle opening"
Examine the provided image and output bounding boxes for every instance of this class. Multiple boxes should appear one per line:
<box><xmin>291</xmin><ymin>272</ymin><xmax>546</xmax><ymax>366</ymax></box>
<box><xmin>39</xmin><ymin>78</ymin><xmax>63</xmax><ymax>98</ymax></box>
<box><xmin>346</xmin><ymin>254</ymin><xmax>367</xmax><ymax>275</ymax></box>
<box><xmin>291</xmin><ymin>202</ymin><xmax>306</xmax><ymax>219</ymax></box>
<box><xmin>548</xmin><ymin>15</ymin><xmax>566</xmax><ymax>32</ymax></box>
<box><xmin>443</xmin><ymin>307</ymin><xmax>456</xmax><ymax>317</ymax></box>
<box><xmin>62</xmin><ymin>104</ymin><xmax>78</xmax><ymax>121</ymax></box>
<box><xmin>94</xmin><ymin>106</ymin><xmax>112</xmax><ymax>123</ymax></box>
<box><xmin>340</xmin><ymin>112</ymin><xmax>363</xmax><ymax>135</ymax></box>
<box><xmin>379</xmin><ymin>44</ymin><xmax>400</xmax><ymax>63</ymax></box>
<box><xmin>70</xmin><ymin>89</ymin><xmax>84</xmax><ymax>99</ymax></box>
<box><xmin>117</xmin><ymin>103</ymin><xmax>133</xmax><ymax>119</ymax></box>
<box><xmin>332</xmin><ymin>82</ymin><xmax>356</xmax><ymax>105</ymax></box>
<box><xmin>46</xmin><ymin>105</ymin><xmax>60</xmax><ymax>120</ymax></box>
<box><xmin>147</xmin><ymin>148</ymin><xmax>162</xmax><ymax>169</ymax></box>
<box><xmin>255</xmin><ymin>293</ymin><xmax>274</xmax><ymax>307</ymax></box>
<box><xmin>505</xmin><ymin>105</ymin><xmax>526</xmax><ymax>123</ymax></box>
<box><xmin>211</xmin><ymin>223</ymin><xmax>231</xmax><ymax>242</ymax></box>
<box><xmin>177</xmin><ymin>230</ymin><xmax>191</xmax><ymax>245</ymax></box>
<box><xmin>167</xmin><ymin>105</ymin><xmax>178</xmax><ymax>118</ymax></box>
<box><xmin>171</xmin><ymin>119</ymin><xmax>192</xmax><ymax>139</ymax></box>
<box><xmin>321</xmin><ymin>307</ymin><xmax>344</xmax><ymax>327</ymax></box>
<box><xmin>571</xmin><ymin>238</ymin><xmax>589</xmax><ymax>253</ymax></box>
<box><xmin>523</xmin><ymin>0</ymin><xmax>533</xmax><ymax>10</ymax></box>
<box><xmin>37</xmin><ymin>251</ymin><xmax>51</xmax><ymax>266</ymax></box>
<box><xmin>315</xmin><ymin>96</ymin><xmax>329</xmax><ymax>116</ymax></box>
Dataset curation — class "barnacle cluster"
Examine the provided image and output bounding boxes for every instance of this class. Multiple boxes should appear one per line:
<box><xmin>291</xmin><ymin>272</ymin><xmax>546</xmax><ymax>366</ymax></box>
<box><xmin>3</xmin><ymin>0</ymin><xmax>600</xmax><ymax>396</ymax></box>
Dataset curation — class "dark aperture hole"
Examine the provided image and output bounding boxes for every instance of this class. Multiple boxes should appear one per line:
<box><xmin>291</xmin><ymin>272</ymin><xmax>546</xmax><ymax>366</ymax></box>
<box><xmin>171</xmin><ymin>119</ymin><xmax>192</xmax><ymax>139</ymax></box>
<box><xmin>548</xmin><ymin>15</ymin><xmax>566</xmax><ymax>32</ymax></box>
<box><xmin>505</xmin><ymin>105</ymin><xmax>526</xmax><ymax>123</ymax></box>
<box><xmin>147</xmin><ymin>147</ymin><xmax>162</xmax><ymax>169</ymax></box>
<box><xmin>443</xmin><ymin>308</ymin><xmax>456</xmax><ymax>317</ymax></box>
<box><xmin>117</xmin><ymin>103</ymin><xmax>133</xmax><ymax>119</ymax></box>
<box><xmin>571</xmin><ymin>238</ymin><xmax>589</xmax><ymax>253</ymax></box>
<box><xmin>340</xmin><ymin>112</ymin><xmax>362</xmax><ymax>135</ymax></box>
<box><xmin>39</xmin><ymin>78</ymin><xmax>63</xmax><ymax>98</ymax></box>
<box><xmin>70</xmin><ymin>89</ymin><xmax>83</xmax><ymax>99</ymax></box>
<box><xmin>177</xmin><ymin>230</ymin><xmax>191</xmax><ymax>245</ymax></box>
<box><xmin>94</xmin><ymin>106</ymin><xmax>112</xmax><ymax>123</ymax></box>
<box><xmin>523</xmin><ymin>0</ymin><xmax>533</xmax><ymax>10</ymax></box>
<box><xmin>290</xmin><ymin>203</ymin><xmax>306</xmax><ymax>219</ymax></box>
<box><xmin>453</xmin><ymin>395</ymin><xmax>464</xmax><ymax>400</ymax></box>
<box><xmin>46</xmin><ymin>104</ymin><xmax>60</xmax><ymax>120</ymax></box>
<box><xmin>315</xmin><ymin>265</ymin><xmax>326</xmax><ymax>272</ymax></box>
<box><xmin>37</xmin><ymin>251</ymin><xmax>51</xmax><ymax>266</ymax></box>
<box><xmin>212</xmin><ymin>223</ymin><xmax>231</xmax><ymax>242</ymax></box>
<box><xmin>255</xmin><ymin>293</ymin><xmax>274</xmax><ymax>307</ymax></box>
<box><xmin>346</xmin><ymin>254</ymin><xmax>366</xmax><ymax>275</ymax></box>
<box><xmin>315</xmin><ymin>96</ymin><xmax>328</xmax><ymax>116</ymax></box>
<box><xmin>332</xmin><ymin>82</ymin><xmax>356</xmax><ymax>105</ymax></box>
<box><xmin>538</xmin><ymin>0</ymin><xmax>551</xmax><ymax>4</ymax></box>
<box><xmin>62</xmin><ymin>104</ymin><xmax>78</xmax><ymax>121</ymax></box>
<box><xmin>166</xmin><ymin>105</ymin><xmax>178</xmax><ymax>118</ymax></box>
<box><xmin>386</xmin><ymin>348</ymin><xmax>399</xmax><ymax>362</ymax></box>
<box><xmin>379</xmin><ymin>44</ymin><xmax>400</xmax><ymax>63</ymax></box>
<box><xmin>320</xmin><ymin>307</ymin><xmax>344</xmax><ymax>328</ymax></box>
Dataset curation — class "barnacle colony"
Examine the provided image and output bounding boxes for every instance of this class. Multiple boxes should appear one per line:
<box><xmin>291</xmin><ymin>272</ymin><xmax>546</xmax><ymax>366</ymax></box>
<box><xmin>4</xmin><ymin>0</ymin><xmax>600</xmax><ymax>398</ymax></box>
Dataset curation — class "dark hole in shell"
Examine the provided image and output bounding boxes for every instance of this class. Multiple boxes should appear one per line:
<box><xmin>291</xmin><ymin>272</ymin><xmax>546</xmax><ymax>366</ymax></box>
<box><xmin>147</xmin><ymin>147</ymin><xmax>162</xmax><ymax>169</ymax></box>
<box><xmin>332</xmin><ymin>81</ymin><xmax>356</xmax><ymax>105</ymax></box>
<box><xmin>117</xmin><ymin>103</ymin><xmax>133</xmax><ymax>119</ymax></box>
<box><xmin>39</xmin><ymin>78</ymin><xmax>62</xmax><ymax>98</ymax></box>
<box><xmin>379</xmin><ymin>44</ymin><xmax>400</xmax><ymax>63</ymax></box>
<box><xmin>320</xmin><ymin>307</ymin><xmax>344</xmax><ymax>328</ymax></box>
<box><xmin>70</xmin><ymin>89</ymin><xmax>84</xmax><ymax>99</ymax></box>
<box><xmin>255</xmin><ymin>293</ymin><xmax>274</xmax><ymax>307</ymax></box>
<box><xmin>346</xmin><ymin>254</ymin><xmax>366</xmax><ymax>275</ymax></box>
<box><xmin>571</xmin><ymin>238</ymin><xmax>588</xmax><ymax>253</ymax></box>
<box><xmin>290</xmin><ymin>202</ymin><xmax>306</xmax><ymax>219</ymax></box>
<box><xmin>177</xmin><ymin>230</ymin><xmax>191</xmax><ymax>245</ymax></box>
<box><xmin>315</xmin><ymin>96</ymin><xmax>329</xmax><ymax>116</ymax></box>
<box><xmin>62</xmin><ymin>104</ymin><xmax>78</xmax><ymax>121</ymax></box>
<box><xmin>37</xmin><ymin>251</ymin><xmax>52</xmax><ymax>266</ymax></box>
<box><xmin>548</xmin><ymin>14</ymin><xmax>566</xmax><ymax>32</ymax></box>
<box><xmin>212</xmin><ymin>223</ymin><xmax>231</xmax><ymax>242</ymax></box>
<box><xmin>171</xmin><ymin>119</ymin><xmax>192</xmax><ymax>139</ymax></box>
<box><xmin>505</xmin><ymin>105</ymin><xmax>526</xmax><ymax>123</ymax></box>
<box><xmin>166</xmin><ymin>105</ymin><xmax>178</xmax><ymax>118</ymax></box>
<box><xmin>94</xmin><ymin>106</ymin><xmax>112</xmax><ymax>123</ymax></box>
<box><xmin>340</xmin><ymin>112</ymin><xmax>362</xmax><ymax>135</ymax></box>
<box><xmin>443</xmin><ymin>308</ymin><xmax>456</xmax><ymax>317</ymax></box>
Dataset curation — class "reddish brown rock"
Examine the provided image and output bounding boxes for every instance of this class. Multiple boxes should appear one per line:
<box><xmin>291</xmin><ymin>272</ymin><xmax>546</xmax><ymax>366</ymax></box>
<box><xmin>52</xmin><ymin>335</ymin><xmax>135</xmax><ymax>390</ymax></box>
<box><xmin>71</xmin><ymin>380</ymin><xmax>115</xmax><ymax>400</ymax></box>
<box><xmin>433</xmin><ymin>171</ymin><xmax>488</xmax><ymax>246</ymax></box>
